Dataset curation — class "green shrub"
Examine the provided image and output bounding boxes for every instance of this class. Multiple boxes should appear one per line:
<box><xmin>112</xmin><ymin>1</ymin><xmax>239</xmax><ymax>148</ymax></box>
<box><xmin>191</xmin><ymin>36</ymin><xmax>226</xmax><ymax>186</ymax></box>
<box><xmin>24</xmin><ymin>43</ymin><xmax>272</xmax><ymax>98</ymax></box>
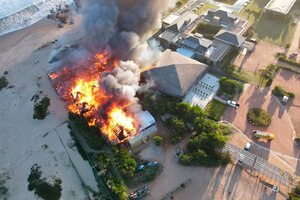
<box><xmin>247</xmin><ymin>108</ymin><xmax>272</xmax><ymax>127</ymax></box>
<box><xmin>0</xmin><ymin>76</ymin><xmax>8</xmax><ymax>91</ymax></box>
<box><xmin>33</xmin><ymin>96</ymin><xmax>51</xmax><ymax>120</ymax></box>
<box><xmin>288</xmin><ymin>182</ymin><xmax>300</xmax><ymax>200</ymax></box>
<box><xmin>153</xmin><ymin>136</ymin><xmax>163</xmax><ymax>146</ymax></box>
<box><xmin>272</xmin><ymin>85</ymin><xmax>295</xmax><ymax>98</ymax></box>
<box><xmin>107</xmin><ymin>178</ymin><xmax>128</xmax><ymax>200</ymax></box>
<box><xmin>278</xmin><ymin>56</ymin><xmax>300</xmax><ymax>68</ymax></box>
<box><xmin>218</xmin><ymin>77</ymin><xmax>243</xmax><ymax>96</ymax></box>
<box><xmin>193</xmin><ymin>22</ymin><xmax>221</xmax><ymax>40</ymax></box>
<box><xmin>170</xmin><ymin>133</ymin><xmax>183</xmax><ymax>144</ymax></box>
<box><xmin>113</xmin><ymin>147</ymin><xmax>137</xmax><ymax>179</ymax></box>
<box><xmin>68</xmin><ymin>112</ymin><xmax>105</xmax><ymax>150</ymax></box>
<box><xmin>205</xmin><ymin>99</ymin><xmax>227</xmax><ymax>121</ymax></box>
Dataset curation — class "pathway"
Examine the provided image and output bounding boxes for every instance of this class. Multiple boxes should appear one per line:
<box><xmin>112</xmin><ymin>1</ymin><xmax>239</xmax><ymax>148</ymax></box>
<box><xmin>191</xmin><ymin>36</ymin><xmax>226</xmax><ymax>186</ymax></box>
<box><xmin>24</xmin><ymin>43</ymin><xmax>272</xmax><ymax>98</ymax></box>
<box><xmin>288</xmin><ymin>19</ymin><xmax>300</xmax><ymax>61</ymax></box>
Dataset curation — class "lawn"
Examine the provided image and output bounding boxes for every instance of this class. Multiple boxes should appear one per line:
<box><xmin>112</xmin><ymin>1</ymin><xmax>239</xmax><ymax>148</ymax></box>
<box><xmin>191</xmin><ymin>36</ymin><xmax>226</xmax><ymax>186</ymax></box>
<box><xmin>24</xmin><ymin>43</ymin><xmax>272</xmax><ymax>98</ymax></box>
<box><xmin>193</xmin><ymin>22</ymin><xmax>221</xmax><ymax>40</ymax></box>
<box><xmin>214</xmin><ymin>0</ymin><xmax>237</xmax><ymax>5</ymax></box>
<box><xmin>195</xmin><ymin>3</ymin><xmax>218</xmax><ymax>15</ymax></box>
<box><xmin>238</xmin><ymin>0</ymin><xmax>296</xmax><ymax>46</ymax></box>
<box><xmin>205</xmin><ymin>99</ymin><xmax>227</xmax><ymax>121</ymax></box>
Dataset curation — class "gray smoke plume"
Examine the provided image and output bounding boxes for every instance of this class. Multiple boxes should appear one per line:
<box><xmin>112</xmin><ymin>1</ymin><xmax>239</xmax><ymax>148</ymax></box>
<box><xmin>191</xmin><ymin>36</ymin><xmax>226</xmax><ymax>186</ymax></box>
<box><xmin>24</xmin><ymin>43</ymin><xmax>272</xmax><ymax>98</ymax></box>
<box><xmin>82</xmin><ymin>0</ymin><xmax>174</xmax><ymax>58</ymax></box>
<box><xmin>80</xmin><ymin>0</ymin><xmax>174</xmax><ymax>104</ymax></box>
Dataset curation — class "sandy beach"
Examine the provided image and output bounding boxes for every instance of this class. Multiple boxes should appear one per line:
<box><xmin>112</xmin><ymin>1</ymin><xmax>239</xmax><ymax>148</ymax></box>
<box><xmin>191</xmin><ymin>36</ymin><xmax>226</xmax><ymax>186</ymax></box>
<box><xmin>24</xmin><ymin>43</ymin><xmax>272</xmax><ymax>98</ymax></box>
<box><xmin>0</xmin><ymin>16</ymin><xmax>97</xmax><ymax>199</ymax></box>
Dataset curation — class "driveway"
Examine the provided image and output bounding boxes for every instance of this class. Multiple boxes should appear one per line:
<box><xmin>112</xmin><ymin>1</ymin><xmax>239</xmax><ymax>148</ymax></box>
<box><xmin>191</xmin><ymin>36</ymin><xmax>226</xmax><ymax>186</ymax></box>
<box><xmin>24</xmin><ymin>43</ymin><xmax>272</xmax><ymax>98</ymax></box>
<box><xmin>222</xmin><ymin>85</ymin><xmax>297</xmax><ymax>158</ymax></box>
<box><xmin>234</xmin><ymin>41</ymin><xmax>283</xmax><ymax>74</ymax></box>
<box><xmin>271</xmin><ymin>69</ymin><xmax>300</xmax><ymax>138</ymax></box>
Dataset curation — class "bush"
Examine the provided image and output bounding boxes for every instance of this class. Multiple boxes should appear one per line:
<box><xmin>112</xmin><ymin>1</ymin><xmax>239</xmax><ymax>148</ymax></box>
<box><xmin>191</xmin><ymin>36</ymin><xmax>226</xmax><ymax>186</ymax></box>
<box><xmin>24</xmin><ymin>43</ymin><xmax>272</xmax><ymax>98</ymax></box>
<box><xmin>33</xmin><ymin>96</ymin><xmax>51</xmax><ymax>120</ymax></box>
<box><xmin>113</xmin><ymin>147</ymin><xmax>137</xmax><ymax>179</ymax></box>
<box><xmin>170</xmin><ymin>132</ymin><xmax>183</xmax><ymax>144</ymax></box>
<box><xmin>193</xmin><ymin>22</ymin><xmax>221</xmax><ymax>40</ymax></box>
<box><xmin>288</xmin><ymin>182</ymin><xmax>300</xmax><ymax>200</ymax></box>
<box><xmin>205</xmin><ymin>99</ymin><xmax>227</xmax><ymax>121</ymax></box>
<box><xmin>68</xmin><ymin>112</ymin><xmax>105</xmax><ymax>150</ymax></box>
<box><xmin>153</xmin><ymin>136</ymin><xmax>163</xmax><ymax>146</ymax></box>
<box><xmin>107</xmin><ymin>178</ymin><xmax>128</xmax><ymax>200</ymax></box>
<box><xmin>272</xmin><ymin>85</ymin><xmax>295</xmax><ymax>98</ymax></box>
<box><xmin>0</xmin><ymin>76</ymin><xmax>8</xmax><ymax>91</ymax></box>
<box><xmin>278</xmin><ymin>55</ymin><xmax>300</xmax><ymax>68</ymax></box>
<box><xmin>247</xmin><ymin>108</ymin><xmax>272</xmax><ymax>127</ymax></box>
<box><xmin>218</xmin><ymin>77</ymin><xmax>243</xmax><ymax>96</ymax></box>
<box><xmin>98</xmin><ymin>153</ymin><xmax>111</xmax><ymax>173</ymax></box>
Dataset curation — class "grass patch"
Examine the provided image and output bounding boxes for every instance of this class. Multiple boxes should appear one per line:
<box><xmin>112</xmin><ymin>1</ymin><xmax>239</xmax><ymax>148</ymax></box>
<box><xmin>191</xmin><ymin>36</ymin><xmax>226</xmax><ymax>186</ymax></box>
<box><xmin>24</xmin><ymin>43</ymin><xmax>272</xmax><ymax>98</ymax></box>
<box><xmin>272</xmin><ymin>85</ymin><xmax>295</xmax><ymax>98</ymax></box>
<box><xmin>259</xmin><ymin>64</ymin><xmax>279</xmax><ymax>87</ymax></box>
<box><xmin>33</xmin><ymin>96</ymin><xmax>51</xmax><ymax>120</ymax></box>
<box><xmin>238</xmin><ymin>0</ymin><xmax>296</xmax><ymax>46</ymax></box>
<box><xmin>255</xmin><ymin>12</ymin><xmax>295</xmax><ymax>46</ymax></box>
<box><xmin>214</xmin><ymin>0</ymin><xmax>237</xmax><ymax>5</ymax></box>
<box><xmin>218</xmin><ymin>77</ymin><xmax>243</xmax><ymax>97</ymax></box>
<box><xmin>222</xmin><ymin>64</ymin><xmax>259</xmax><ymax>83</ymax></box>
<box><xmin>193</xmin><ymin>22</ymin><xmax>221</xmax><ymax>40</ymax></box>
<box><xmin>247</xmin><ymin>108</ymin><xmax>271</xmax><ymax>126</ymax></box>
<box><xmin>0</xmin><ymin>76</ymin><xmax>8</xmax><ymax>91</ymax></box>
<box><xmin>195</xmin><ymin>3</ymin><xmax>218</xmax><ymax>15</ymax></box>
<box><xmin>205</xmin><ymin>99</ymin><xmax>227</xmax><ymax>121</ymax></box>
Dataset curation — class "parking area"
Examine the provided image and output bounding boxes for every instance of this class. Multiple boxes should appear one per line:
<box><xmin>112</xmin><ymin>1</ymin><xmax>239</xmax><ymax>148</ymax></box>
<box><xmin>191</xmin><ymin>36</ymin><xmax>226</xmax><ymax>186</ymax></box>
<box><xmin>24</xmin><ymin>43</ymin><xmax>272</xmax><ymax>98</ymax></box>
<box><xmin>222</xmin><ymin>85</ymin><xmax>296</xmax><ymax>158</ymax></box>
<box><xmin>136</xmin><ymin>138</ymin><xmax>288</xmax><ymax>200</ymax></box>
<box><xmin>234</xmin><ymin>41</ymin><xmax>283</xmax><ymax>74</ymax></box>
<box><xmin>271</xmin><ymin>69</ymin><xmax>300</xmax><ymax>137</ymax></box>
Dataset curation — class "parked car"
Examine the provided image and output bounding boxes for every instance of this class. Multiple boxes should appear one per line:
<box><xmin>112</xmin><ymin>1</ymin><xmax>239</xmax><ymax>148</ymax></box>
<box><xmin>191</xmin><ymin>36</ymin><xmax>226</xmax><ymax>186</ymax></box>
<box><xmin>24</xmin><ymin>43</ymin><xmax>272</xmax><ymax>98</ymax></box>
<box><xmin>262</xmin><ymin>181</ymin><xmax>280</xmax><ymax>193</ymax></box>
<box><xmin>289</xmin><ymin>52</ymin><xmax>298</xmax><ymax>59</ymax></box>
<box><xmin>129</xmin><ymin>186</ymin><xmax>150</xmax><ymax>200</ymax></box>
<box><xmin>227</xmin><ymin>100</ymin><xmax>240</xmax><ymax>108</ymax></box>
<box><xmin>252</xmin><ymin>130</ymin><xmax>274</xmax><ymax>141</ymax></box>
<box><xmin>281</xmin><ymin>95</ymin><xmax>289</xmax><ymax>105</ymax></box>
<box><xmin>244</xmin><ymin>142</ymin><xmax>251</xmax><ymax>151</ymax></box>
<box><xmin>237</xmin><ymin>154</ymin><xmax>245</xmax><ymax>166</ymax></box>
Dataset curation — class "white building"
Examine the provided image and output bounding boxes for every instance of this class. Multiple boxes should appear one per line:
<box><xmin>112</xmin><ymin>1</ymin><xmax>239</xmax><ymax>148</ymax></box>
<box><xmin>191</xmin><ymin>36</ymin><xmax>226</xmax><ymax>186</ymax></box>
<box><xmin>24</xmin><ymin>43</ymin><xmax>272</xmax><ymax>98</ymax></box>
<box><xmin>129</xmin><ymin>110</ymin><xmax>158</xmax><ymax>148</ymax></box>
<box><xmin>184</xmin><ymin>74</ymin><xmax>220</xmax><ymax>109</ymax></box>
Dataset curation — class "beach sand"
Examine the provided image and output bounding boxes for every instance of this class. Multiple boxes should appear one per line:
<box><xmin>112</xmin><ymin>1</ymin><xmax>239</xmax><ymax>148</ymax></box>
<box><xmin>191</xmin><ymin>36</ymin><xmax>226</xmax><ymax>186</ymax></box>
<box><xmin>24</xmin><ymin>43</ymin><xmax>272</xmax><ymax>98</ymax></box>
<box><xmin>0</xmin><ymin>16</ymin><xmax>98</xmax><ymax>199</ymax></box>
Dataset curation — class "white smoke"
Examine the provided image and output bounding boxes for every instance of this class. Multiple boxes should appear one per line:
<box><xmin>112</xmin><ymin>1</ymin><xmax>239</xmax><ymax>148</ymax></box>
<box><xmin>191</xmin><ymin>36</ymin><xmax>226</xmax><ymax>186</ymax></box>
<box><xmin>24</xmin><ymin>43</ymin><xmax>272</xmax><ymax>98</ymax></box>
<box><xmin>101</xmin><ymin>61</ymin><xmax>141</xmax><ymax>100</ymax></box>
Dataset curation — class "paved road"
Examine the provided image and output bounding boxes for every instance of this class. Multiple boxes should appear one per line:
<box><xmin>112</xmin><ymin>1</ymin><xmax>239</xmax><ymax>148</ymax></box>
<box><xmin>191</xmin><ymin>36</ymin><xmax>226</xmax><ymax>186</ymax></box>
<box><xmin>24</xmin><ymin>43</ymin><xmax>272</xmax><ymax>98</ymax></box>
<box><xmin>224</xmin><ymin>143</ymin><xmax>296</xmax><ymax>187</ymax></box>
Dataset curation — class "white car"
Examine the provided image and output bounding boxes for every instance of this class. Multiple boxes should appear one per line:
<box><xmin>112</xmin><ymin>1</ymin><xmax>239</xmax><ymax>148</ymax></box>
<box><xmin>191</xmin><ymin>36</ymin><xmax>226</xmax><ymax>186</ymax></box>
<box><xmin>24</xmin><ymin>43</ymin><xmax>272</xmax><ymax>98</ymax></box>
<box><xmin>227</xmin><ymin>100</ymin><xmax>240</xmax><ymax>108</ymax></box>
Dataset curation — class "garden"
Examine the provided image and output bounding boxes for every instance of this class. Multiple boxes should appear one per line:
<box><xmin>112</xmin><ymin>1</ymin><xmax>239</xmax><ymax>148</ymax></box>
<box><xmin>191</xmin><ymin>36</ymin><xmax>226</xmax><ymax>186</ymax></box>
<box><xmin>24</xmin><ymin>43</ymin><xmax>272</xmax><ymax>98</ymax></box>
<box><xmin>247</xmin><ymin>108</ymin><xmax>272</xmax><ymax>127</ymax></box>
<box><xmin>205</xmin><ymin>99</ymin><xmax>227</xmax><ymax>121</ymax></box>
<box><xmin>193</xmin><ymin>22</ymin><xmax>221</xmax><ymax>40</ymax></box>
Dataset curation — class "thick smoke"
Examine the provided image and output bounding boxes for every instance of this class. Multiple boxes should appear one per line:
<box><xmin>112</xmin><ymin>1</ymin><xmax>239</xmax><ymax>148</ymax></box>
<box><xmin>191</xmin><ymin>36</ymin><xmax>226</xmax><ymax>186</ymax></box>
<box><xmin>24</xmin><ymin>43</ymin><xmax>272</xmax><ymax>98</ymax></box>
<box><xmin>82</xmin><ymin>0</ymin><xmax>173</xmax><ymax>59</ymax></box>
<box><xmin>101</xmin><ymin>61</ymin><xmax>140</xmax><ymax>100</ymax></box>
<box><xmin>80</xmin><ymin>0</ymin><xmax>174</xmax><ymax>106</ymax></box>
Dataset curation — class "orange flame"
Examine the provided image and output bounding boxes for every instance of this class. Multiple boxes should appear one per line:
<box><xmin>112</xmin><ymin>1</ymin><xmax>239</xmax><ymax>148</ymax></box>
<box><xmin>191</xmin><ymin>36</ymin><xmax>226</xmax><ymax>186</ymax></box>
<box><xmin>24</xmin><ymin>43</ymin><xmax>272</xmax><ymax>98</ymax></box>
<box><xmin>57</xmin><ymin>52</ymin><xmax>138</xmax><ymax>143</ymax></box>
<box><xmin>101</xmin><ymin>106</ymin><xmax>137</xmax><ymax>142</ymax></box>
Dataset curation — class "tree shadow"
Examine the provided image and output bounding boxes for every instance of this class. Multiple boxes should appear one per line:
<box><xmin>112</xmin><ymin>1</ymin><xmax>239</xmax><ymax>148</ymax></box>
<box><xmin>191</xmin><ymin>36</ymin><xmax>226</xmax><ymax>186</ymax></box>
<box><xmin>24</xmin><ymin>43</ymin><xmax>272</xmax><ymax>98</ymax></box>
<box><xmin>203</xmin><ymin>166</ymin><xmax>227</xmax><ymax>200</ymax></box>
<box><xmin>224</xmin><ymin>165</ymin><xmax>243</xmax><ymax>199</ymax></box>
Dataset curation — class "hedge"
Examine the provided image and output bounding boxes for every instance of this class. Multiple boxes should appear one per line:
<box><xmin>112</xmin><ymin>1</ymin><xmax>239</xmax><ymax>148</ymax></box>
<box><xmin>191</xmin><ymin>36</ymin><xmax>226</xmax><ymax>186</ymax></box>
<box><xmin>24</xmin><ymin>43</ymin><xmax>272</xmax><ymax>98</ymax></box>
<box><xmin>193</xmin><ymin>22</ymin><xmax>221</xmax><ymax>40</ymax></box>
<box><xmin>218</xmin><ymin>77</ymin><xmax>243</xmax><ymax>96</ymax></box>
<box><xmin>247</xmin><ymin>108</ymin><xmax>272</xmax><ymax>127</ymax></box>
<box><xmin>205</xmin><ymin>99</ymin><xmax>227</xmax><ymax>121</ymax></box>
<box><xmin>272</xmin><ymin>85</ymin><xmax>295</xmax><ymax>98</ymax></box>
<box><xmin>278</xmin><ymin>55</ymin><xmax>300</xmax><ymax>68</ymax></box>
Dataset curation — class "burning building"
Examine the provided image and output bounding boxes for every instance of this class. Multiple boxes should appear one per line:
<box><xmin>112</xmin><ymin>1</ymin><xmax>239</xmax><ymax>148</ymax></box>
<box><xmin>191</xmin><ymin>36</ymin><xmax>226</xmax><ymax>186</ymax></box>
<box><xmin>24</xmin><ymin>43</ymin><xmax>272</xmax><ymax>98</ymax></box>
<box><xmin>48</xmin><ymin>0</ymin><xmax>172</xmax><ymax>147</ymax></box>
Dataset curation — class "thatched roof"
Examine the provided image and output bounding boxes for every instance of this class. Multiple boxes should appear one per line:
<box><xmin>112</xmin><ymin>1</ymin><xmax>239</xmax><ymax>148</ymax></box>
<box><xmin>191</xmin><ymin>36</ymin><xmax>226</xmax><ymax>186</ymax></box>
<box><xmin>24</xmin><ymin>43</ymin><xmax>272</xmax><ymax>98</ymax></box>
<box><xmin>143</xmin><ymin>50</ymin><xmax>208</xmax><ymax>97</ymax></box>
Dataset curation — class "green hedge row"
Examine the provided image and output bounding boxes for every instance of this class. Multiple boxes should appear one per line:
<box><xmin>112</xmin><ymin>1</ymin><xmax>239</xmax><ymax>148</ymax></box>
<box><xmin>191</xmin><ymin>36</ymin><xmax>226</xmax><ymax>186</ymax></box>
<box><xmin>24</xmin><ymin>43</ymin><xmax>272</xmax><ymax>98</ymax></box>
<box><xmin>272</xmin><ymin>85</ymin><xmax>295</xmax><ymax>98</ymax></box>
